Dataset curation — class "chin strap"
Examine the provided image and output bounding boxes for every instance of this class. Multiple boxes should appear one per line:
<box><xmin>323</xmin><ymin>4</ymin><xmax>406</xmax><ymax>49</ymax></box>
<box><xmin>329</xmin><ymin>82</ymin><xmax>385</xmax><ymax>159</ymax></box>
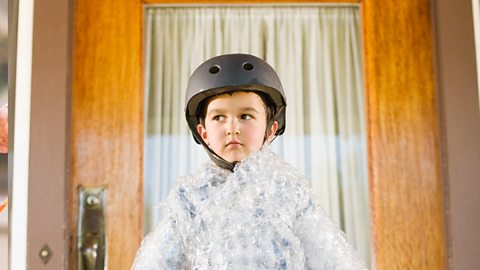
<box><xmin>204</xmin><ymin>146</ymin><xmax>237</xmax><ymax>172</ymax></box>
<box><xmin>190</xmin><ymin>119</ymin><xmax>237</xmax><ymax>171</ymax></box>
<box><xmin>193</xmin><ymin>131</ymin><xmax>236</xmax><ymax>171</ymax></box>
<box><xmin>263</xmin><ymin>107</ymin><xmax>285</xmax><ymax>144</ymax></box>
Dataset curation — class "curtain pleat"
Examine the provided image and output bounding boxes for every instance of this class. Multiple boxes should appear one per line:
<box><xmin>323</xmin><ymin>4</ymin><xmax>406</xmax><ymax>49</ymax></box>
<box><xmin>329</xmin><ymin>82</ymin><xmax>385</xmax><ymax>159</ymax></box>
<box><xmin>144</xmin><ymin>6</ymin><xmax>370</xmax><ymax>266</ymax></box>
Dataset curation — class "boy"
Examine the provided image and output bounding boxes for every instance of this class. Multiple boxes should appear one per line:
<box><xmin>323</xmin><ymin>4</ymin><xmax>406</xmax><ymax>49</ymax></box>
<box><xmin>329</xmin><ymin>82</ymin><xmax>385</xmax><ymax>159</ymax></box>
<box><xmin>132</xmin><ymin>54</ymin><xmax>366</xmax><ymax>269</ymax></box>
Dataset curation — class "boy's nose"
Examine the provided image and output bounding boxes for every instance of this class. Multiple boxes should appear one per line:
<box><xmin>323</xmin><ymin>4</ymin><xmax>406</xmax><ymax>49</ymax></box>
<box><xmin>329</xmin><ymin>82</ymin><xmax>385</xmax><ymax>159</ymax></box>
<box><xmin>226</xmin><ymin>120</ymin><xmax>240</xmax><ymax>135</ymax></box>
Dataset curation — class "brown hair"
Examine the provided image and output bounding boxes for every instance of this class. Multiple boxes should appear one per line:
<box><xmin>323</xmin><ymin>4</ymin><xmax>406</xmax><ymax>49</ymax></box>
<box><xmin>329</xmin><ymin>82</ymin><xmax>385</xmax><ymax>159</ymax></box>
<box><xmin>197</xmin><ymin>91</ymin><xmax>276</xmax><ymax>127</ymax></box>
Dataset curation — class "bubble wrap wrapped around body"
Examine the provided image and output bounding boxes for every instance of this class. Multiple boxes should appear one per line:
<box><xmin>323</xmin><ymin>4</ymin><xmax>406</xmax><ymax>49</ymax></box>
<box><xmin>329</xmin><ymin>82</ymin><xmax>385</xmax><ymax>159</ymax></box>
<box><xmin>133</xmin><ymin>146</ymin><xmax>366</xmax><ymax>270</ymax></box>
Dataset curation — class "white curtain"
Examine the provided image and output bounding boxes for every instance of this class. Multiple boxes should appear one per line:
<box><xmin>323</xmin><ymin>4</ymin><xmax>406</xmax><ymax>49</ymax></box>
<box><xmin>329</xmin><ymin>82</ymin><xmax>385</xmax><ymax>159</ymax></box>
<box><xmin>144</xmin><ymin>6</ymin><xmax>370</xmax><ymax>266</ymax></box>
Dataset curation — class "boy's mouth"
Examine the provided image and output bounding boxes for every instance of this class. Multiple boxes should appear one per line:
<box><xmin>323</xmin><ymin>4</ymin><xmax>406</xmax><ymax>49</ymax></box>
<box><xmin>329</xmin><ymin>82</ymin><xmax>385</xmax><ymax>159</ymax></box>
<box><xmin>226</xmin><ymin>140</ymin><xmax>242</xmax><ymax>148</ymax></box>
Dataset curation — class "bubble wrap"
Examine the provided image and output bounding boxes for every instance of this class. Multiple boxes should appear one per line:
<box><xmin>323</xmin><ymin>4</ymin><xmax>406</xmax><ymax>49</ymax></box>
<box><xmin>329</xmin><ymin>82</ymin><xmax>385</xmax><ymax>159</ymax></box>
<box><xmin>132</xmin><ymin>146</ymin><xmax>367</xmax><ymax>270</ymax></box>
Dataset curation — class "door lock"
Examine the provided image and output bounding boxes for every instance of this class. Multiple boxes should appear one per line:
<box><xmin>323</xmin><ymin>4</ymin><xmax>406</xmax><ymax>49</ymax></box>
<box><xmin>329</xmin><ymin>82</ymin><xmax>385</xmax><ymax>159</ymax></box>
<box><xmin>77</xmin><ymin>186</ymin><xmax>107</xmax><ymax>270</ymax></box>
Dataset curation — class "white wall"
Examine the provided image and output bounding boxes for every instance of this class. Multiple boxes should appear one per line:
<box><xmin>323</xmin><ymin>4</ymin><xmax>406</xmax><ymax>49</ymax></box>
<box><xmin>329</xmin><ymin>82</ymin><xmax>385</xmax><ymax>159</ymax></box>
<box><xmin>10</xmin><ymin>0</ymin><xmax>34</xmax><ymax>268</ymax></box>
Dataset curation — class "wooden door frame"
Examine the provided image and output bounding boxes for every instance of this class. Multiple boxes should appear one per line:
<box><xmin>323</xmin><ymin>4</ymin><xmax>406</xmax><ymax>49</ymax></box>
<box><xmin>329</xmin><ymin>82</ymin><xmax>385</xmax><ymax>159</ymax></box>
<box><xmin>66</xmin><ymin>0</ymin><xmax>447</xmax><ymax>269</ymax></box>
<box><xmin>362</xmin><ymin>1</ymin><xmax>447</xmax><ymax>268</ymax></box>
<box><xmin>434</xmin><ymin>0</ymin><xmax>480</xmax><ymax>269</ymax></box>
<box><xmin>18</xmin><ymin>0</ymin><xmax>71</xmax><ymax>269</ymax></box>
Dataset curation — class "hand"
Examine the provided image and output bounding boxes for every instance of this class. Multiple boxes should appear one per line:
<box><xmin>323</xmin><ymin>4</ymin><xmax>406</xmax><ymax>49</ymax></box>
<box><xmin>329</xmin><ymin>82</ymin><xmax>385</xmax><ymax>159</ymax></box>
<box><xmin>0</xmin><ymin>198</ymin><xmax>7</xmax><ymax>212</ymax></box>
<box><xmin>0</xmin><ymin>103</ymin><xmax>7</xmax><ymax>153</ymax></box>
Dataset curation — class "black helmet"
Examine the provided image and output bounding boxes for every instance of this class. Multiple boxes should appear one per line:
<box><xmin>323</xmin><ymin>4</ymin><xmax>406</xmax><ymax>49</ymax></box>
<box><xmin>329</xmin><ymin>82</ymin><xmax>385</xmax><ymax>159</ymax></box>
<box><xmin>185</xmin><ymin>53</ymin><xmax>287</xmax><ymax>170</ymax></box>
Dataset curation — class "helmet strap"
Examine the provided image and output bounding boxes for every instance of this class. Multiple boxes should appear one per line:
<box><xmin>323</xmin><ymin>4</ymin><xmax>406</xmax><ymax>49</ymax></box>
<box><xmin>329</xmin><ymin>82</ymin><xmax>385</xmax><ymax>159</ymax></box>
<box><xmin>263</xmin><ymin>107</ymin><xmax>285</xmax><ymax>143</ymax></box>
<box><xmin>204</xmin><ymin>146</ymin><xmax>237</xmax><ymax>172</ymax></box>
<box><xmin>192</xmin><ymin>128</ymin><xmax>237</xmax><ymax>171</ymax></box>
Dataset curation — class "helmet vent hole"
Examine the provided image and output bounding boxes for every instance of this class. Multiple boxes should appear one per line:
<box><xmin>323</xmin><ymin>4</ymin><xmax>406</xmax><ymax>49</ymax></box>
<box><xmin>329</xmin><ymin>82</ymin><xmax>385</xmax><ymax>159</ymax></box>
<box><xmin>242</xmin><ymin>62</ymin><xmax>254</xmax><ymax>71</ymax></box>
<box><xmin>209</xmin><ymin>65</ymin><xmax>220</xmax><ymax>74</ymax></box>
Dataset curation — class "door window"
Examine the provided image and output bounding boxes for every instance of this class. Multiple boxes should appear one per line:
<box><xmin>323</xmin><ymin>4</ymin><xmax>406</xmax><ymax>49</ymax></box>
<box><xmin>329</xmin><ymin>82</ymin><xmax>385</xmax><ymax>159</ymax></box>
<box><xmin>143</xmin><ymin>5</ymin><xmax>370</xmax><ymax>266</ymax></box>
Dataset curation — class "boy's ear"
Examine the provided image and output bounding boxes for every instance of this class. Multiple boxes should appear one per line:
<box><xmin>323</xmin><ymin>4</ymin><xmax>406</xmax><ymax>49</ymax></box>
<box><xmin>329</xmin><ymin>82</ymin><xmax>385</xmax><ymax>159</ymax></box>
<box><xmin>197</xmin><ymin>124</ymin><xmax>208</xmax><ymax>144</ymax></box>
<box><xmin>267</xmin><ymin>121</ymin><xmax>279</xmax><ymax>143</ymax></box>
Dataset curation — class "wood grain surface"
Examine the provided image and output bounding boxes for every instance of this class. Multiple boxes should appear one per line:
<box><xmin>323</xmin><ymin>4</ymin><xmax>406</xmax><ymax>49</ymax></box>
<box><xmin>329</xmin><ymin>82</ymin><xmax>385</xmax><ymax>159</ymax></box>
<box><xmin>70</xmin><ymin>0</ymin><xmax>143</xmax><ymax>269</ymax></box>
<box><xmin>363</xmin><ymin>0</ymin><xmax>447</xmax><ymax>269</ymax></box>
<box><xmin>144</xmin><ymin>0</ymin><xmax>359</xmax><ymax>4</ymax></box>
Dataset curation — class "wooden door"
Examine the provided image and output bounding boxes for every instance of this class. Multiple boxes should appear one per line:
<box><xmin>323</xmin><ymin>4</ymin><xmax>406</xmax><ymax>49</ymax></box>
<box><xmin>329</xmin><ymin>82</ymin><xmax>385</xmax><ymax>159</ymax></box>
<box><xmin>70</xmin><ymin>0</ymin><xmax>447</xmax><ymax>269</ymax></box>
<box><xmin>70</xmin><ymin>0</ymin><xmax>143</xmax><ymax>268</ymax></box>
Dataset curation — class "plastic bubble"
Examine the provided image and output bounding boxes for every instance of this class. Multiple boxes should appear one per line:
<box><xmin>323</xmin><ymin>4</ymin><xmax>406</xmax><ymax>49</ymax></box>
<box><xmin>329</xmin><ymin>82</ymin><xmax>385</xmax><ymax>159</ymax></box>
<box><xmin>132</xmin><ymin>145</ymin><xmax>367</xmax><ymax>270</ymax></box>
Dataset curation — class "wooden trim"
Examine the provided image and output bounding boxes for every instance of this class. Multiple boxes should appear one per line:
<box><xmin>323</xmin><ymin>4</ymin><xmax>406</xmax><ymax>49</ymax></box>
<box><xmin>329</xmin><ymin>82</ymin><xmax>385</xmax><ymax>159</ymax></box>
<box><xmin>27</xmin><ymin>0</ymin><xmax>70</xmax><ymax>268</ymax></box>
<box><xmin>363</xmin><ymin>0</ymin><xmax>447</xmax><ymax>268</ymax></box>
<box><xmin>434</xmin><ymin>0</ymin><xmax>480</xmax><ymax>268</ymax></box>
<box><xmin>143</xmin><ymin>0</ymin><xmax>360</xmax><ymax>4</ymax></box>
<box><xmin>70</xmin><ymin>0</ymin><xmax>143</xmax><ymax>268</ymax></box>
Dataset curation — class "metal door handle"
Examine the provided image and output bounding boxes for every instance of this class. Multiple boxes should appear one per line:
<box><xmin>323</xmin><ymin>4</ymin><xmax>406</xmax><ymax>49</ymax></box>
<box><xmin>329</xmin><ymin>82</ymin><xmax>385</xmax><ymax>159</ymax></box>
<box><xmin>81</xmin><ymin>238</ymin><xmax>99</xmax><ymax>270</ymax></box>
<box><xmin>77</xmin><ymin>186</ymin><xmax>107</xmax><ymax>270</ymax></box>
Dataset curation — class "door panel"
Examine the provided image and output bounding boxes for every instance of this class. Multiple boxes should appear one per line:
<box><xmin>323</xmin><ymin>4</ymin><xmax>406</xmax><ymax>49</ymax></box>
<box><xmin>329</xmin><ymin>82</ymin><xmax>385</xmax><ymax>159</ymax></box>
<box><xmin>70</xmin><ymin>0</ymin><xmax>446</xmax><ymax>269</ymax></box>
<box><xmin>71</xmin><ymin>0</ymin><xmax>143</xmax><ymax>268</ymax></box>
<box><xmin>363</xmin><ymin>1</ymin><xmax>447</xmax><ymax>268</ymax></box>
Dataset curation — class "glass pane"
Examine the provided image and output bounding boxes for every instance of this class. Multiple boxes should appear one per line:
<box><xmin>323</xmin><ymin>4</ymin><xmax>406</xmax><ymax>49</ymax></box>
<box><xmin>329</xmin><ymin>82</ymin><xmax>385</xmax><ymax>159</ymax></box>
<box><xmin>143</xmin><ymin>5</ymin><xmax>370</xmax><ymax>266</ymax></box>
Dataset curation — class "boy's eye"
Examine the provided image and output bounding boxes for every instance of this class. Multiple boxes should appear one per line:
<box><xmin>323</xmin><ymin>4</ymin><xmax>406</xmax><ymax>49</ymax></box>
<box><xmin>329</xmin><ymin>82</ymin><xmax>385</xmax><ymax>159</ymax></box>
<box><xmin>241</xmin><ymin>114</ymin><xmax>253</xmax><ymax>120</ymax></box>
<box><xmin>212</xmin><ymin>115</ymin><xmax>225</xmax><ymax>121</ymax></box>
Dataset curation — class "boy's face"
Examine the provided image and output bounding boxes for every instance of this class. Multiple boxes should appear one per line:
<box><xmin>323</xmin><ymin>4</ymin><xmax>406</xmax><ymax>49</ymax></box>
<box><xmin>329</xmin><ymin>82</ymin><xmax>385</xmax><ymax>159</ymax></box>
<box><xmin>197</xmin><ymin>91</ymin><xmax>278</xmax><ymax>163</ymax></box>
